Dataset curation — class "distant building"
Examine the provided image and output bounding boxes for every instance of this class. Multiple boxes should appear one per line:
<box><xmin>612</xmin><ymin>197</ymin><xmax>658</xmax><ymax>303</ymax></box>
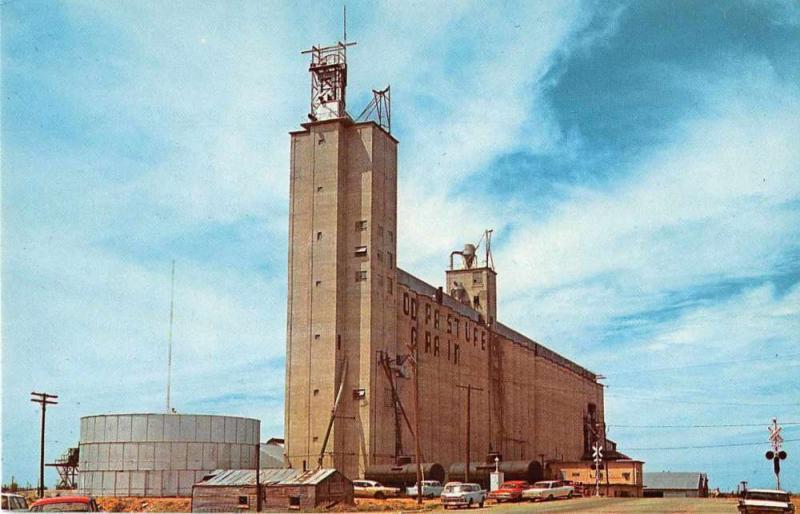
<box><xmin>643</xmin><ymin>472</ymin><xmax>709</xmax><ymax>497</ymax></box>
<box><xmin>550</xmin><ymin>459</ymin><xmax>644</xmax><ymax>497</ymax></box>
<box><xmin>191</xmin><ymin>468</ymin><xmax>352</xmax><ymax>512</ymax></box>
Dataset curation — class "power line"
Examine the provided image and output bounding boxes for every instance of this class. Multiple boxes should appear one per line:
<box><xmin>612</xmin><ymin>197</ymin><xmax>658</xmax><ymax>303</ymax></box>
<box><xmin>605</xmin><ymin>393</ymin><xmax>799</xmax><ymax>407</ymax></box>
<box><xmin>603</xmin><ymin>353</ymin><xmax>800</xmax><ymax>376</ymax></box>
<box><xmin>620</xmin><ymin>438</ymin><xmax>800</xmax><ymax>451</ymax></box>
<box><xmin>609</xmin><ymin>422</ymin><xmax>800</xmax><ymax>428</ymax></box>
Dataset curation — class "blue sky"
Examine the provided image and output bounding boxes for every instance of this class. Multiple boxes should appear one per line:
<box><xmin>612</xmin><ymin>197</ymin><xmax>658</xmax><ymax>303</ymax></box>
<box><xmin>2</xmin><ymin>0</ymin><xmax>799</xmax><ymax>492</ymax></box>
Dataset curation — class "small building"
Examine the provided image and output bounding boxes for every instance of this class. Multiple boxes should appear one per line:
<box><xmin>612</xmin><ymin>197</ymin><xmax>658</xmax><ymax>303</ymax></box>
<box><xmin>643</xmin><ymin>472</ymin><xmax>708</xmax><ymax>498</ymax></box>
<box><xmin>260</xmin><ymin>438</ymin><xmax>285</xmax><ymax>469</ymax></box>
<box><xmin>191</xmin><ymin>468</ymin><xmax>353</xmax><ymax>512</ymax></box>
<box><xmin>550</xmin><ymin>459</ymin><xmax>644</xmax><ymax>498</ymax></box>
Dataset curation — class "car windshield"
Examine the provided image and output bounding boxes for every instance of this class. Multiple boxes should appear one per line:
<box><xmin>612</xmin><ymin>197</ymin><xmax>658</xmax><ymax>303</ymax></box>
<box><xmin>533</xmin><ymin>481</ymin><xmax>552</xmax><ymax>488</ymax></box>
<box><xmin>445</xmin><ymin>484</ymin><xmax>469</xmax><ymax>493</ymax></box>
<box><xmin>747</xmin><ymin>491</ymin><xmax>789</xmax><ymax>502</ymax></box>
<box><xmin>500</xmin><ymin>482</ymin><xmax>519</xmax><ymax>488</ymax></box>
<box><xmin>35</xmin><ymin>502</ymin><xmax>91</xmax><ymax>512</ymax></box>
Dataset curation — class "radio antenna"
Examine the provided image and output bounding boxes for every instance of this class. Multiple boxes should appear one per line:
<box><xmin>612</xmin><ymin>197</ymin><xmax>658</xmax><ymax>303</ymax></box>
<box><xmin>343</xmin><ymin>5</ymin><xmax>347</xmax><ymax>43</ymax></box>
<box><xmin>166</xmin><ymin>260</ymin><xmax>175</xmax><ymax>413</ymax></box>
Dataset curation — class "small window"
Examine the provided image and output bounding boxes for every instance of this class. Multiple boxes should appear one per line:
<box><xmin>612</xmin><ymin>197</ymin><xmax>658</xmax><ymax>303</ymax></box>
<box><xmin>238</xmin><ymin>496</ymin><xmax>248</xmax><ymax>506</ymax></box>
<box><xmin>313</xmin><ymin>389</ymin><xmax>319</xmax><ymax>396</ymax></box>
<box><xmin>355</xmin><ymin>246</ymin><xmax>368</xmax><ymax>257</ymax></box>
<box><xmin>355</xmin><ymin>220</ymin><xmax>367</xmax><ymax>231</ymax></box>
<box><xmin>289</xmin><ymin>496</ymin><xmax>300</xmax><ymax>509</ymax></box>
<box><xmin>316</xmin><ymin>231</ymin><xmax>323</xmax><ymax>241</ymax></box>
<box><xmin>388</xmin><ymin>278</ymin><xmax>393</xmax><ymax>294</ymax></box>
<box><xmin>337</xmin><ymin>335</ymin><xmax>342</xmax><ymax>350</ymax></box>
<box><xmin>314</xmin><ymin>334</ymin><xmax>320</xmax><ymax>340</ymax></box>
<box><xmin>355</xmin><ymin>270</ymin><xmax>367</xmax><ymax>282</ymax></box>
<box><xmin>316</xmin><ymin>280</ymin><xmax>322</xmax><ymax>287</ymax></box>
<box><xmin>312</xmin><ymin>436</ymin><xmax>318</xmax><ymax>442</ymax></box>
<box><xmin>622</xmin><ymin>472</ymin><xmax>631</xmax><ymax>481</ymax></box>
<box><xmin>473</xmin><ymin>295</ymin><xmax>481</xmax><ymax>308</ymax></box>
<box><xmin>465</xmin><ymin>323</ymin><xmax>470</xmax><ymax>341</ymax></box>
<box><xmin>388</xmin><ymin>252</ymin><xmax>394</xmax><ymax>269</ymax></box>
<box><xmin>317</xmin><ymin>186</ymin><xmax>323</xmax><ymax>192</ymax></box>
<box><xmin>454</xmin><ymin>343</ymin><xmax>460</xmax><ymax>364</ymax></box>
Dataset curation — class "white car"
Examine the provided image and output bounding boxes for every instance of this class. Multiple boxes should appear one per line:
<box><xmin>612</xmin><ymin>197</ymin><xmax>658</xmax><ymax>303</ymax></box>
<box><xmin>406</xmin><ymin>480</ymin><xmax>444</xmax><ymax>498</ymax></box>
<box><xmin>441</xmin><ymin>482</ymin><xmax>486</xmax><ymax>509</ymax></box>
<box><xmin>522</xmin><ymin>480</ymin><xmax>575</xmax><ymax>501</ymax></box>
<box><xmin>738</xmin><ymin>489</ymin><xmax>794</xmax><ymax>513</ymax></box>
<box><xmin>1</xmin><ymin>494</ymin><xmax>28</xmax><ymax>512</ymax></box>
<box><xmin>353</xmin><ymin>479</ymin><xmax>401</xmax><ymax>499</ymax></box>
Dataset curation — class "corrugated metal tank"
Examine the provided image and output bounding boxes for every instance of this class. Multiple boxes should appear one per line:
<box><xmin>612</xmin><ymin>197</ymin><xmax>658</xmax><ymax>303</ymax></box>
<box><xmin>78</xmin><ymin>413</ymin><xmax>260</xmax><ymax>497</ymax></box>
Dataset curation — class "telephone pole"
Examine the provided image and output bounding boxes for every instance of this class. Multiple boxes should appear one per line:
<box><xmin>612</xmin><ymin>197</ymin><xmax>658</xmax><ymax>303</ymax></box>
<box><xmin>405</xmin><ymin>337</ymin><xmax>423</xmax><ymax>505</ymax></box>
<box><xmin>30</xmin><ymin>392</ymin><xmax>58</xmax><ymax>498</ymax></box>
<box><xmin>456</xmin><ymin>384</ymin><xmax>483</xmax><ymax>483</ymax></box>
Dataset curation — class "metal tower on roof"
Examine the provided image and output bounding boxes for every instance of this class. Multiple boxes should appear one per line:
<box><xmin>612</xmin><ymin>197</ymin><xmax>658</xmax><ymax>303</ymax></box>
<box><xmin>302</xmin><ymin>9</ymin><xmax>356</xmax><ymax>122</ymax></box>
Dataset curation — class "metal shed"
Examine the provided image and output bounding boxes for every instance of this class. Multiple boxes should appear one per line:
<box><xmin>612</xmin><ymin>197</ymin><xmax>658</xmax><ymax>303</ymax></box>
<box><xmin>191</xmin><ymin>468</ymin><xmax>353</xmax><ymax>512</ymax></box>
<box><xmin>643</xmin><ymin>472</ymin><xmax>708</xmax><ymax>498</ymax></box>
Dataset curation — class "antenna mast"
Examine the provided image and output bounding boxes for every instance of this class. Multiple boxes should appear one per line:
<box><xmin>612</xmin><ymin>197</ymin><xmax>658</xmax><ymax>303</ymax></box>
<box><xmin>166</xmin><ymin>260</ymin><xmax>175</xmax><ymax>413</ymax></box>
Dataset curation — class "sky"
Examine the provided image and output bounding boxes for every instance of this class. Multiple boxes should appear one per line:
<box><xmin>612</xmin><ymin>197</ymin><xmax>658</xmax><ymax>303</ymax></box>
<box><xmin>2</xmin><ymin>0</ymin><xmax>799</xmax><ymax>492</ymax></box>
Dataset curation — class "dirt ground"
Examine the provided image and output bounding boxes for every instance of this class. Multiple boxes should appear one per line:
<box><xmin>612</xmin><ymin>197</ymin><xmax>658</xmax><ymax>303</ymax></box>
<box><xmin>96</xmin><ymin>497</ymin><xmax>191</xmax><ymax>512</ymax></box>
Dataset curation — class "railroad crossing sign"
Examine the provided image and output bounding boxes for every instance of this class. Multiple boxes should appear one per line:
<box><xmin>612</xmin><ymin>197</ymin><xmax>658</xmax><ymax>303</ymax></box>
<box><xmin>766</xmin><ymin>418</ymin><xmax>788</xmax><ymax>490</ymax></box>
<box><xmin>592</xmin><ymin>444</ymin><xmax>603</xmax><ymax>497</ymax></box>
<box><xmin>592</xmin><ymin>445</ymin><xmax>604</xmax><ymax>460</ymax></box>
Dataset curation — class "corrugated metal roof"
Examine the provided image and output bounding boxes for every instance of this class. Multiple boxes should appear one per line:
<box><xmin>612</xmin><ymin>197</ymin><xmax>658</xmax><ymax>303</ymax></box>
<box><xmin>275</xmin><ymin>468</ymin><xmax>336</xmax><ymax>485</ymax></box>
<box><xmin>644</xmin><ymin>472</ymin><xmax>705</xmax><ymax>490</ymax></box>
<box><xmin>196</xmin><ymin>468</ymin><xmax>338</xmax><ymax>487</ymax></box>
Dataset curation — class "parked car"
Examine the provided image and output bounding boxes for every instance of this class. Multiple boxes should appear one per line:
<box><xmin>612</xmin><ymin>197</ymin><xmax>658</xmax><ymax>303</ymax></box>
<box><xmin>406</xmin><ymin>480</ymin><xmax>444</xmax><ymax>498</ymax></box>
<box><xmin>522</xmin><ymin>480</ymin><xmax>574</xmax><ymax>501</ymax></box>
<box><xmin>353</xmin><ymin>479</ymin><xmax>401</xmax><ymax>499</ymax></box>
<box><xmin>488</xmin><ymin>480</ymin><xmax>529</xmax><ymax>502</ymax></box>
<box><xmin>29</xmin><ymin>496</ymin><xmax>100</xmax><ymax>512</ymax></box>
<box><xmin>441</xmin><ymin>482</ymin><xmax>486</xmax><ymax>509</ymax></box>
<box><xmin>738</xmin><ymin>488</ymin><xmax>794</xmax><ymax>513</ymax></box>
<box><xmin>1</xmin><ymin>493</ymin><xmax>28</xmax><ymax>511</ymax></box>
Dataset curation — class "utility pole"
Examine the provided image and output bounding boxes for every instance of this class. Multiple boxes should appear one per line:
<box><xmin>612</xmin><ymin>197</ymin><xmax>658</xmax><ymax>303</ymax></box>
<box><xmin>405</xmin><ymin>336</ymin><xmax>423</xmax><ymax>505</ymax></box>
<box><xmin>255</xmin><ymin>441</ymin><xmax>262</xmax><ymax>512</ymax></box>
<box><xmin>456</xmin><ymin>384</ymin><xmax>483</xmax><ymax>483</ymax></box>
<box><xmin>30</xmin><ymin>392</ymin><xmax>58</xmax><ymax>498</ymax></box>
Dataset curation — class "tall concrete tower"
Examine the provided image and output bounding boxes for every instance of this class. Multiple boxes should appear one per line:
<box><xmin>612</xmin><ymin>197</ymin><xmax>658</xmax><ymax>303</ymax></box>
<box><xmin>284</xmin><ymin>41</ymin><xmax>398</xmax><ymax>477</ymax></box>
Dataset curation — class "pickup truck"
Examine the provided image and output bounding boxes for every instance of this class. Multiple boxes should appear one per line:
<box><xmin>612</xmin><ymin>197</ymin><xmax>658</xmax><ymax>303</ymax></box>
<box><xmin>521</xmin><ymin>480</ymin><xmax>575</xmax><ymax>501</ymax></box>
<box><xmin>738</xmin><ymin>489</ymin><xmax>794</xmax><ymax>513</ymax></box>
<box><xmin>406</xmin><ymin>480</ymin><xmax>445</xmax><ymax>498</ymax></box>
<box><xmin>441</xmin><ymin>482</ymin><xmax>486</xmax><ymax>509</ymax></box>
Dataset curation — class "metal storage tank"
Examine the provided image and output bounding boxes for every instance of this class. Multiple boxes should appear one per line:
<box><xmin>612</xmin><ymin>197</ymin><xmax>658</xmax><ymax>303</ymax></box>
<box><xmin>78</xmin><ymin>413</ymin><xmax>260</xmax><ymax>497</ymax></box>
